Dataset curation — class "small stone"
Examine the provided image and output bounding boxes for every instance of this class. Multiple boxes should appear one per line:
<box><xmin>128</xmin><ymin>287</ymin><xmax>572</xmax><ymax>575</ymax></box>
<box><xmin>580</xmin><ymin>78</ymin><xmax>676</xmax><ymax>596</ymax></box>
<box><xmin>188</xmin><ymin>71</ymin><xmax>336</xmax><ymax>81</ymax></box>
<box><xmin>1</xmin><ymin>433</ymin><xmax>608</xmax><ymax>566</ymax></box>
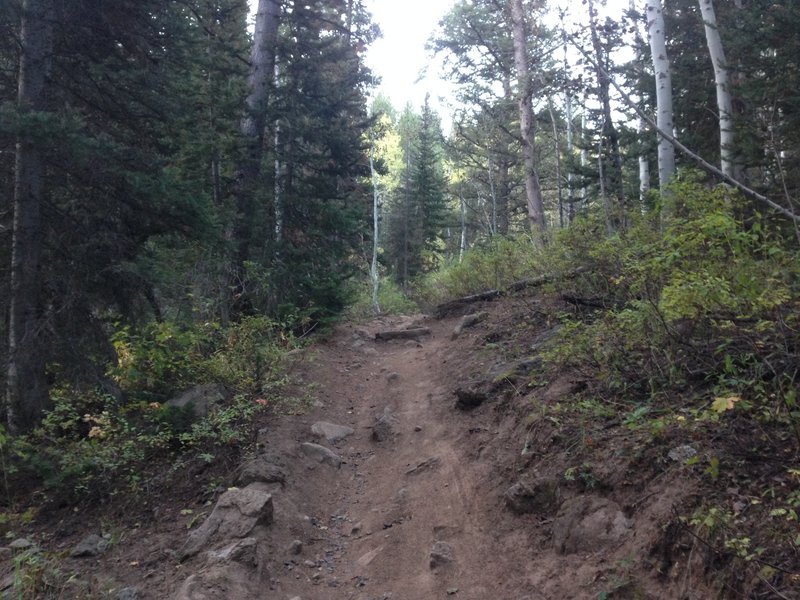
<box><xmin>668</xmin><ymin>444</ymin><xmax>697</xmax><ymax>463</ymax></box>
<box><xmin>429</xmin><ymin>541</ymin><xmax>454</xmax><ymax>569</ymax></box>
<box><xmin>304</xmin><ymin>559</ymin><xmax>317</xmax><ymax>568</ymax></box>
<box><xmin>300</xmin><ymin>443</ymin><xmax>342</xmax><ymax>468</ymax></box>
<box><xmin>387</xmin><ymin>372</ymin><xmax>400</xmax><ymax>383</ymax></box>
<box><xmin>311</xmin><ymin>422</ymin><xmax>355</xmax><ymax>444</ymax></box>
<box><xmin>372</xmin><ymin>409</ymin><xmax>397</xmax><ymax>442</ymax></box>
<box><xmin>414</xmin><ymin>426</ymin><xmax>422</xmax><ymax>432</ymax></box>
<box><xmin>447</xmin><ymin>588</ymin><xmax>459</xmax><ymax>595</ymax></box>
<box><xmin>116</xmin><ymin>587</ymin><xmax>140</xmax><ymax>600</ymax></box>
<box><xmin>350</xmin><ymin>522</ymin><xmax>362</xmax><ymax>536</ymax></box>
<box><xmin>289</xmin><ymin>540</ymin><xmax>303</xmax><ymax>555</ymax></box>
<box><xmin>70</xmin><ymin>534</ymin><xmax>109</xmax><ymax>558</ymax></box>
<box><xmin>504</xmin><ymin>479</ymin><xmax>560</xmax><ymax>515</ymax></box>
<box><xmin>9</xmin><ymin>538</ymin><xmax>35</xmax><ymax>551</ymax></box>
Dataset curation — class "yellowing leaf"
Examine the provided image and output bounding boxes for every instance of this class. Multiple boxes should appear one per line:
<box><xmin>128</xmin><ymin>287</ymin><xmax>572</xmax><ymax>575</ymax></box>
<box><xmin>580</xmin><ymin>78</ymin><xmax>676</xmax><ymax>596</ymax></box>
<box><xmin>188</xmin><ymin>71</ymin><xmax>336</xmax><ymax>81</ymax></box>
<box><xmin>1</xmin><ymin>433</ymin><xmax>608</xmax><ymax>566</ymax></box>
<box><xmin>712</xmin><ymin>395</ymin><xmax>741</xmax><ymax>413</ymax></box>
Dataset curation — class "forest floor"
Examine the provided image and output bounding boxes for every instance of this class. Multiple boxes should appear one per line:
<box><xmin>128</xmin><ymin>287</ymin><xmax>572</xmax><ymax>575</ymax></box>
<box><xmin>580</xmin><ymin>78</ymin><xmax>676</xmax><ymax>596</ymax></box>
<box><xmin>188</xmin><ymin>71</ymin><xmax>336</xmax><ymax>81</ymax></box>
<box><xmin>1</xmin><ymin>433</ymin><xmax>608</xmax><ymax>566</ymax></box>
<box><xmin>3</xmin><ymin>293</ymin><xmax>795</xmax><ymax>599</ymax></box>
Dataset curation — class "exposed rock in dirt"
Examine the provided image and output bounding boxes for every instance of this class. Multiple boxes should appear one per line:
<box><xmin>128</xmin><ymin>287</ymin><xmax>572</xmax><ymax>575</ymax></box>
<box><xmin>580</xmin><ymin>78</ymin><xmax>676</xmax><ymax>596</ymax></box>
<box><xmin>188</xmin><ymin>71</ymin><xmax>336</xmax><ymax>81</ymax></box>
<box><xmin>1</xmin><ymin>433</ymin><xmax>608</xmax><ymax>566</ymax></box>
<box><xmin>429</xmin><ymin>541</ymin><xmax>454</xmax><ymax>569</ymax></box>
<box><xmin>668</xmin><ymin>444</ymin><xmax>697</xmax><ymax>463</ymax></box>
<box><xmin>174</xmin><ymin>562</ymin><xmax>264</xmax><ymax>600</ymax></box>
<box><xmin>70</xmin><ymin>534</ymin><xmax>109</xmax><ymax>558</ymax></box>
<box><xmin>237</xmin><ymin>456</ymin><xmax>287</xmax><ymax>487</ymax></box>
<box><xmin>504</xmin><ymin>479</ymin><xmax>560</xmax><ymax>515</ymax></box>
<box><xmin>288</xmin><ymin>539</ymin><xmax>303</xmax><ymax>555</ymax></box>
<box><xmin>166</xmin><ymin>383</ymin><xmax>227</xmax><ymax>418</ymax></box>
<box><xmin>180</xmin><ymin>485</ymin><xmax>274</xmax><ymax>560</ymax></box>
<box><xmin>115</xmin><ymin>587</ymin><xmax>139</xmax><ymax>600</ymax></box>
<box><xmin>487</xmin><ymin>356</ymin><xmax>542</xmax><ymax>390</ymax></box>
<box><xmin>206</xmin><ymin>537</ymin><xmax>258</xmax><ymax>566</ymax></box>
<box><xmin>454</xmin><ymin>387</ymin><xmax>488</xmax><ymax>410</ymax></box>
<box><xmin>299</xmin><ymin>442</ymin><xmax>342</xmax><ymax>468</ymax></box>
<box><xmin>552</xmin><ymin>495</ymin><xmax>632</xmax><ymax>555</ymax></box>
<box><xmin>8</xmin><ymin>538</ymin><xmax>35</xmax><ymax>551</ymax></box>
<box><xmin>311</xmin><ymin>421</ymin><xmax>355</xmax><ymax>444</ymax></box>
<box><xmin>371</xmin><ymin>408</ymin><xmax>397</xmax><ymax>442</ymax></box>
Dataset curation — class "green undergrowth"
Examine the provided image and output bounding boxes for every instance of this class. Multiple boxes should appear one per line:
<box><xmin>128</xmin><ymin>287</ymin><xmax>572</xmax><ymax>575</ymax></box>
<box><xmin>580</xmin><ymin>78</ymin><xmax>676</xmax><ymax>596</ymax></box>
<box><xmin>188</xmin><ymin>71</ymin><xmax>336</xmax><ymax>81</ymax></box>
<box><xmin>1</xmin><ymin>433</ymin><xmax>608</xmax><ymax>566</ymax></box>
<box><xmin>345</xmin><ymin>277</ymin><xmax>419</xmax><ymax>319</ymax></box>
<box><xmin>0</xmin><ymin>316</ymin><xmax>301</xmax><ymax>511</ymax></box>
<box><xmin>420</xmin><ymin>177</ymin><xmax>800</xmax><ymax>596</ymax></box>
<box><xmin>414</xmin><ymin>234</ymin><xmax>545</xmax><ymax>306</ymax></box>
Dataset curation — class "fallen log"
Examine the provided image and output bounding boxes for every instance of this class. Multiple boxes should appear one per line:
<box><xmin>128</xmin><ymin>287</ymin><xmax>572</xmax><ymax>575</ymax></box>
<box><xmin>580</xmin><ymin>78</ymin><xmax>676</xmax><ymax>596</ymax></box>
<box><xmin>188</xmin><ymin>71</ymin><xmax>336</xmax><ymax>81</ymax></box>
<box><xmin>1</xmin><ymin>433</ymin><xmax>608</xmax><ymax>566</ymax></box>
<box><xmin>451</xmin><ymin>311</ymin><xmax>489</xmax><ymax>340</ymax></box>
<box><xmin>375</xmin><ymin>327</ymin><xmax>432</xmax><ymax>341</ymax></box>
<box><xmin>434</xmin><ymin>267</ymin><xmax>590</xmax><ymax>318</ymax></box>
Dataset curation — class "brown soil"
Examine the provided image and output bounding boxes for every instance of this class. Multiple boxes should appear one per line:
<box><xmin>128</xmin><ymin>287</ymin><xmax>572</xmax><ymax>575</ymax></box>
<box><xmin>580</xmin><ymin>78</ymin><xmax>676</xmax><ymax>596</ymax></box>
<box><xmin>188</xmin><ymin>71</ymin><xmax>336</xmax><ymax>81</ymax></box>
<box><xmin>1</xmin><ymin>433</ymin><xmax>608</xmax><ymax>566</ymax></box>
<box><xmin>4</xmin><ymin>296</ymin><xmax>797</xmax><ymax>599</ymax></box>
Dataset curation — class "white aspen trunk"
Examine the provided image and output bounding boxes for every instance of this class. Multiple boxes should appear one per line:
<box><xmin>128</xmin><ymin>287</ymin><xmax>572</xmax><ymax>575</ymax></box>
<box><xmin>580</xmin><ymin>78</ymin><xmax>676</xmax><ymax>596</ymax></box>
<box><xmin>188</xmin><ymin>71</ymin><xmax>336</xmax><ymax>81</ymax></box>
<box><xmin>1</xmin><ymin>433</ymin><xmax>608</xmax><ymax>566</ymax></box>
<box><xmin>581</xmin><ymin>103</ymin><xmax>588</xmax><ymax>211</ymax></box>
<box><xmin>509</xmin><ymin>0</ymin><xmax>546</xmax><ymax>239</ymax></box>
<box><xmin>698</xmin><ymin>0</ymin><xmax>735</xmax><ymax>179</ymax></box>
<box><xmin>638</xmin><ymin>114</ymin><xmax>651</xmax><ymax>208</ymax></box>
<box><xmin>645</xmin><ymin>0</ymin><xmax>676</xmax><ymax>188</ymax></box>
<box><xmin>460</xmin><ymin>195</ymin><xmax>467</xmax><ymax>262</ymax></box>
<box><xmin>631</xmin><ymin>0</ymin><xmax>651</xmax><ymax>208</ymax></box>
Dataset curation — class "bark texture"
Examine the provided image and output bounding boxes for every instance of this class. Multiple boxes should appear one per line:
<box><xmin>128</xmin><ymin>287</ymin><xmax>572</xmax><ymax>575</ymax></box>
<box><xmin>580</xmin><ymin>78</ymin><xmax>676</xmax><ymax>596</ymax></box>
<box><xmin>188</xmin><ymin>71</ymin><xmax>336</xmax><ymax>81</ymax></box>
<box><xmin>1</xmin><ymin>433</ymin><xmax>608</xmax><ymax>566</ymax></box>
<box><xmin>7</xmin><ymin>0</ymin><xmax>54</xmax><ymax>433</ymax></box>
<box><xmin>509</xmin><ymin>0</ymin><xmax>546</xmax><ymax>239</ymax></box>
<box><xmin>698</xmin><ymin>0</ymin><xmax>735</xmax><ymax>179</ymax></box>
<box><xmin>645</xmin><ymin>0</ymin><xmax>676</xmax><ymax>188</ymax></box>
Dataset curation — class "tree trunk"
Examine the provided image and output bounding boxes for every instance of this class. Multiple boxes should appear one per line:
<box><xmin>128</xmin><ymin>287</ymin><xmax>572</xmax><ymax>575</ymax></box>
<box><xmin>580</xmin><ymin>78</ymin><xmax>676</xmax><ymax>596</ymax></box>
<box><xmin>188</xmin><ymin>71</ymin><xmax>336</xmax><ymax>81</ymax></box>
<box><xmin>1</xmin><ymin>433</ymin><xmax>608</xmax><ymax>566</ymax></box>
<box><xmin>7</xmin><ymin>0</ymin><xmax>54</xmax><ymax>434</ymax></box>
<box><xmin>237</xmin><ymin>0</ymin><xmax>280</xmax><ymax>265</ymax></box>
<box><xmin>698</xmin><ymin>0</ymin><xmax>735</xmax><ymax>180</ymax></box>
<box><xmin>509</xmin><ymin>0</ymin><xmax>546</xmax><ymax>240</ymax></box>
<box><xmin>645</xmin><ymin>0</ymin><xmax>676</xmax><ymax>188</ymax></box>
<box><xmin>589</xmin><ymin>0</ymin><xmax>625</xmax><ymax>231</ymax></box>
<box><xmin>638</xmin><ymin>114</ymin><xmax>651</xmax><ymax>208</ymax></box>
<box><xmin>369</xmin><ymin>139</ymin><xmax>380</xmax><ymax>314</ymax></box>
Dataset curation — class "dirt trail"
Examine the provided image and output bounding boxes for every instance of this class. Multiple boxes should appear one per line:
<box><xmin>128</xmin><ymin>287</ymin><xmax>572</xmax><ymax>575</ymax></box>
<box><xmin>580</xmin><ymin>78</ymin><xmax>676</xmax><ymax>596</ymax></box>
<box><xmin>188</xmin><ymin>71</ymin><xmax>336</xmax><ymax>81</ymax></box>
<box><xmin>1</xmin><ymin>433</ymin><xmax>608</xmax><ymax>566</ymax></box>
<box><xmin>270</xmin><ymin>314</ymin><xmax>538</xmax><ymax>600</ymax></box>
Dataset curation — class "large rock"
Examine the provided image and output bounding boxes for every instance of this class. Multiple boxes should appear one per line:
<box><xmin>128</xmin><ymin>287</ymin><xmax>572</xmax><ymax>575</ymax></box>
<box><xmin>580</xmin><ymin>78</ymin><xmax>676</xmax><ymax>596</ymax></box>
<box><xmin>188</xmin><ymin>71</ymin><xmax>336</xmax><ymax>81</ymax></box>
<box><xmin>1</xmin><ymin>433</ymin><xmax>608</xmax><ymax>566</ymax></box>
<box><xmin>311</xmin><ymin>421</ymin><xmax>354</xmax><ymax>444</ymax></box>
<box><xmin>300</xmin><ymin>443</ymin><xmax>342</xmax><ymax>468</ymax></box>
<box><xmin>237</xmin><ymin>457</ymin><xmax>287</xmax><ymax>487</ymax></box>
<box><xmin>552</xmin><ymin>496</ymin><xmax>632</xmax><ymax>555</ymax></box>
<box><xmin>167</xmin><ymin>384</ymin><xmax>226</xmax><ymax>419</ymax></box>
<box><xmin>504</xmin><ymin>479</ymin><xmax>560</xmax><ymax>515</ymax></box>
<box><xmin>180</xmin><ymin>485</ymin><xmax>273</xmax><ymax>560</ymax></box>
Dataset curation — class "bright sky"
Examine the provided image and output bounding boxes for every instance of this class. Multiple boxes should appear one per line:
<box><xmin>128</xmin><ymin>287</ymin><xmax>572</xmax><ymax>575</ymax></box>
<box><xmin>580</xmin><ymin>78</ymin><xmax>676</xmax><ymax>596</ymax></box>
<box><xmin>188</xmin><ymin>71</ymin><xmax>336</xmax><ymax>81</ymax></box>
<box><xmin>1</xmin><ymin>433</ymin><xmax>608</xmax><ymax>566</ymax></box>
<box><xmin>246</xmin><ymin>1</ymin><xmax>631</xmax><ymax>127</ymax></box>
<box><xmin>363</xmin><ymin>0</ymin><xmax>457</xmax><ymax>120</ymax></box>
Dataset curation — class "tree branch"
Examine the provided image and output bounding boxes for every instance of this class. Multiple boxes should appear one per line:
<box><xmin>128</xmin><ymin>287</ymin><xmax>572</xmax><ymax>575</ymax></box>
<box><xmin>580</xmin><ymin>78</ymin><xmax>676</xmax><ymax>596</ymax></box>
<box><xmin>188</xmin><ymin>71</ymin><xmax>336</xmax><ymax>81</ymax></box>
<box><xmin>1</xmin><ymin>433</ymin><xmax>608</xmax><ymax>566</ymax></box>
<box><xmin>570</xmin><ymin>39</ymin><xmax>800</xmax><ymax>222</ymax></box>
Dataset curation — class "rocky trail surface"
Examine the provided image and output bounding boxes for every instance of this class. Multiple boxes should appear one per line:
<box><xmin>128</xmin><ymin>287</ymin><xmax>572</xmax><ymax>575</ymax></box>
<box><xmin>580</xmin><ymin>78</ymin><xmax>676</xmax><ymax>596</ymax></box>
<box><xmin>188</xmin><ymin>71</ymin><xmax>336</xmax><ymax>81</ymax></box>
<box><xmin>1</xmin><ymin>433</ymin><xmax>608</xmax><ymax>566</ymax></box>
<box><xmin>166</xmin><ymin>309</ymin><xmax>702</xmax><ymax>600</ymax></box>
<box><xmin>4</xmin><ymin>304</ymin><xmax>719</xmax><ymax>600</ymax></box>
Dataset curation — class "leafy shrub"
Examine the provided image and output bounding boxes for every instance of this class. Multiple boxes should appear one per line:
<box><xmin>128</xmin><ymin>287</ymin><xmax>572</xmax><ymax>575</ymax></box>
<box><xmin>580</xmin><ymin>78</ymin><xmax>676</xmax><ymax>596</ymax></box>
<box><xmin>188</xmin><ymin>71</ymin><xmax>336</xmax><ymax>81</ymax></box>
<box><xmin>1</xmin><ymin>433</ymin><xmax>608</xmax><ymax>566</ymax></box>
<box><xmin>110</xmin><ymin>322</ymin><xmax>212</xmax><ymax>401</ymax></box>
<box><xmin>415</xmin><ymin>235</ymin><xmax>544</xmax><ymax>306</ymax></box>
<box><xmin>345</xmin><ymin>277</ymin><xmax>419</xmax><ymax>318</ymax></box>
<box><xmin>544</xmin><ymin>180</ymin><xmax>800</xmax><ymax>413</ymax></box>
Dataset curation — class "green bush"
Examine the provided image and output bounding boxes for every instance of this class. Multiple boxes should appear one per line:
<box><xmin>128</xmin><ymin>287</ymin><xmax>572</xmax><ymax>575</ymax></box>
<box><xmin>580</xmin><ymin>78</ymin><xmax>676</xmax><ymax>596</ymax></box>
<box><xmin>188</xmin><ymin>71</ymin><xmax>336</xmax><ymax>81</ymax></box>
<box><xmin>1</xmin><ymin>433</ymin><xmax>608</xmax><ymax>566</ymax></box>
<box><xmin>544</xmin><ymin>180</ymin><xmax>800</xmax><ymax>411</ymax></box>
<box><xmin>415</xmin><ymin>235</ymin><xmax>544</xmax><ymax>306</ymax></box>
<box><xmin>345</xmin><ymin>277</ymin><xmax>419</xmax><ymax>318</ymax></box>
